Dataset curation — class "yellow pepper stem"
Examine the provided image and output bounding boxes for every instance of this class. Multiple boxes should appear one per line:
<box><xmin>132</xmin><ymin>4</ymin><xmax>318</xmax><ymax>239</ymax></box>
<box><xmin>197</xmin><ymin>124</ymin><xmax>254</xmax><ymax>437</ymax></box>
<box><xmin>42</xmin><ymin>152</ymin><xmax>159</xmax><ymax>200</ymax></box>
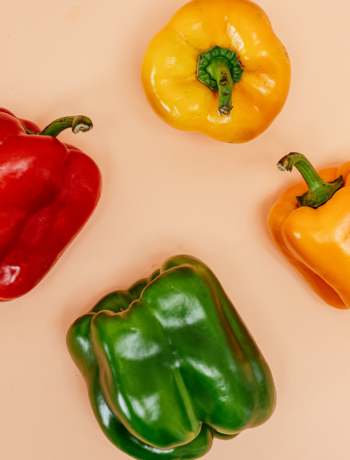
<box><xmin>277</xmin><ymin>152</ymin><xmax>343</xmax><ymax>208</ymax></box>
<box><xmin>206</xmin><ymin>58</ymin><xmax>234</xmax><ymax>116</ymax></box>
<box><xmin>197</xmin><ymin>46</ymin><xmax>243</xmax><ymax>117</ymax></box>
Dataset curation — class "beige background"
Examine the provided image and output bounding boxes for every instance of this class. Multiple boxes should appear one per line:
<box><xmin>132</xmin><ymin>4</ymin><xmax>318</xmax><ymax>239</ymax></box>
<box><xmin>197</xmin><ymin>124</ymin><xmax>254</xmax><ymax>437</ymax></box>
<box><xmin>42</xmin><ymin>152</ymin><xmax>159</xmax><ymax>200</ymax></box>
<box><xmin>0</xmin><ymin>0</ymin><xmax>349</xmax><ymax>459</ymax></box>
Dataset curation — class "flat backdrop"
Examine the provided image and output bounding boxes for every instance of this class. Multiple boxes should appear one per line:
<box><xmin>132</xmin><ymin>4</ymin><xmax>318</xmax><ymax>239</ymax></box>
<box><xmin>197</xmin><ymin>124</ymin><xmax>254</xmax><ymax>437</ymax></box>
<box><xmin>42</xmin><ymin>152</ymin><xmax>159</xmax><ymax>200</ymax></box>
<box><xmin>0</xmin><ymin>1</ymin><xmax>349</xmax><ymax>459</ymax></box>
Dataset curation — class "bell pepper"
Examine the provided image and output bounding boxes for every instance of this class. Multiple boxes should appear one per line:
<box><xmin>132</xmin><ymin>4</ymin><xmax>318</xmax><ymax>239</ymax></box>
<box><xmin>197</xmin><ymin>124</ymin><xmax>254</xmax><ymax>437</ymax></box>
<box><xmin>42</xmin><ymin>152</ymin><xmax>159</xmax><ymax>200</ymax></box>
<box><xmin>0</xmin><ymin>108</ymin><xmax>101</xmax><ymax>301</ymax></box>
<box><xmin>141</xmin><ymin>0</ymin><xmax>291</xmax><ymax>143</ymax></box>
<box><xmin>267</xmin><ymin>152</ymin><xmax>350</xmax><ymax>309</ymax></box>
<box><xmin>67</xmin><ymin>255</ymin><xmax>276</xmax><ymax>460</ymax></box>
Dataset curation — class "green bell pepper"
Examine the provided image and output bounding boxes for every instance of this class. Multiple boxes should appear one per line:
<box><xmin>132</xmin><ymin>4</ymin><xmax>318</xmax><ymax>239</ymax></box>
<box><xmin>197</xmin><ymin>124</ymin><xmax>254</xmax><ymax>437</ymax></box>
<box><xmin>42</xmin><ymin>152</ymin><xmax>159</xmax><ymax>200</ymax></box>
<box><xmin>67</xmin><ymin>255</ymin><xmax>275</xmax><ymax>460</ymax></box>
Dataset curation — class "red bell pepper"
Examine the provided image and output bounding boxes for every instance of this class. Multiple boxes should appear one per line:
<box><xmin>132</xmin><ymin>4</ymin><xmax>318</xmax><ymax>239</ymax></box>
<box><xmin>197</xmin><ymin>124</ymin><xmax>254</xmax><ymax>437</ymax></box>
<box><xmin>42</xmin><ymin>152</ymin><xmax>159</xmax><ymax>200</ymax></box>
<box><xmin>0</xmin><ymin>108</ymin><xmax>102</xmax><ymax>301</ymax></box>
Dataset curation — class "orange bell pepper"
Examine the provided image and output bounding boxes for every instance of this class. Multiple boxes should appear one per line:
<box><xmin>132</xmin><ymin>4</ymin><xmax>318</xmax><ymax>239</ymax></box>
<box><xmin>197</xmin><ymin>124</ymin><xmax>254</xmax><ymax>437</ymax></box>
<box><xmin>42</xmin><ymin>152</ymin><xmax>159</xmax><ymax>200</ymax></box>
<box><xmin>268</xmin><ymin>152</ymin><xmax>350</xmax><ymax>310</ymax></box>
<box><xmin>141</xmin><ymin>0</ymin><xmax>291</xmax><ymax>143</ymax></box>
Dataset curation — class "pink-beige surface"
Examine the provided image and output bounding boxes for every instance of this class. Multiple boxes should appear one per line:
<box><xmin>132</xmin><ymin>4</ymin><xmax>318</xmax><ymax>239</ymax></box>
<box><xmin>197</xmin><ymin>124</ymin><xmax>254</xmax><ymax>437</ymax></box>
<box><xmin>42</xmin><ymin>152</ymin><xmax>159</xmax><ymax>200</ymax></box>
<box><xmin>0</xmin><ymin>0</ymin><xmax>349</xmax><ymax>459</ymax></box>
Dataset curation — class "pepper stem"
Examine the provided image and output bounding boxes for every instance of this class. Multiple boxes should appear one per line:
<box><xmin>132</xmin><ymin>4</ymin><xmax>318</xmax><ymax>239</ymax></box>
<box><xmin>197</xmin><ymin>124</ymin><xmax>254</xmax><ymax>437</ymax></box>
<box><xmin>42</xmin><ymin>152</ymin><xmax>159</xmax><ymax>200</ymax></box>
<box><xmin>197</xmin><ymin>46</ymin><xmax>243</xmax><ymax>117</ymax></box>
<box><xmin>25</xmin><ymin>115</ymin><xmax>93</xmax><ymax>138</ymax></box>
<box><xmin>277</xmin><ymin>152</ymin><xmax>343</xmax><ymax>208</ymax></box>
<box><xmin>206</xmin><ymin>57</ymin><xmax>234</xmax><ymax>116</ymax></box>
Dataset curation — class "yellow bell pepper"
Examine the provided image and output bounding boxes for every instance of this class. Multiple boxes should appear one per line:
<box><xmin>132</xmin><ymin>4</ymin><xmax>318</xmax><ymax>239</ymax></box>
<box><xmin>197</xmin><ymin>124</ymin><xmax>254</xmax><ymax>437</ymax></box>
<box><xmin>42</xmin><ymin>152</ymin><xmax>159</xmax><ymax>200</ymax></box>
<box><xmin>141</xmin><ymin>0</ymin><xmax>291</xmax><ymax>143</ymax></box>
<box><xmin>268</xmin><ymin>152</ymin><xmax>350</xmax><ymax>310</ymax></box>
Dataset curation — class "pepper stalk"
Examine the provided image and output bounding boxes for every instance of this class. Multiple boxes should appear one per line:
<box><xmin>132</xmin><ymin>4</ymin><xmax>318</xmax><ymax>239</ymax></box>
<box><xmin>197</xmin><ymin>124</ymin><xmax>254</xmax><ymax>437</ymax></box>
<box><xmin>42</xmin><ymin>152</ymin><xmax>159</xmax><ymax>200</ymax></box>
<box><xmin>277</xmin><ymin>152</ymin><xmax>343</xmax><ymax>208</ymax></box>
<box><xmin>197</xmin><ymin>46</ymin><xmax>243</xmax><ymax>116</ymax></box>
<box><xmin>24</xmin><ymin>115</ymin><xmax>93</xmax><ymax>138</ymax></box>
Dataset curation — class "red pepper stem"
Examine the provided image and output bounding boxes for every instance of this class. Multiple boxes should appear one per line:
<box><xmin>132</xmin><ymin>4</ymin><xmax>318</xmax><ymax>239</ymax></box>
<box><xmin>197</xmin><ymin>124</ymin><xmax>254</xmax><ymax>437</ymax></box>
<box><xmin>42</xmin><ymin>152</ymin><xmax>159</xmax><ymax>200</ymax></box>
<box><xmin>277</xmin><ymin>152</ymin><xmax>343</xmax><ymax>208</ymax></box>
<box><xmin>26</xmin><ymin>115</ymin><xmax>93</xmax><ymax>138</ymax></box>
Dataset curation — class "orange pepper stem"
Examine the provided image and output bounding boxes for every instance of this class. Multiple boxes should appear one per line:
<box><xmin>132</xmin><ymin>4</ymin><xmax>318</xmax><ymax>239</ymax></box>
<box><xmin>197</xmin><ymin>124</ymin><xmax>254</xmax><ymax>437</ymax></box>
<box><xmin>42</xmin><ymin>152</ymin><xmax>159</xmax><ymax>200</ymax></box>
<box><xmin>277</xmin><ymin>152</ymin><xmax>343</xmax><ymax>208</ymax></box>
<box><xmin>25</xmin><ymin>116</ymin><xmax>93</xmax><ymax>138</ymax></box>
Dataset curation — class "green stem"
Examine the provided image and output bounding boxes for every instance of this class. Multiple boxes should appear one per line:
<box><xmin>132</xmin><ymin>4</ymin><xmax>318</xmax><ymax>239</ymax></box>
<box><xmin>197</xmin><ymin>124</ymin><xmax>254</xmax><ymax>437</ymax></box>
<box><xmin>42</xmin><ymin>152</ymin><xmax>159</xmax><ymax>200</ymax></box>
<box><xmin>206</xmin><ymin>58</ymin><xmax>233</xmax><ymax>116</ymax></box>
<box><xmin>25</xmin><ymin>115</ymin><xmax>93</xmax><ymax>138</ymax></box>
<box><xmin>277</xmin><ymin>152</ymin><xmax>343</xmax><ymax>208</ymax></box>
<box><xmin>197</xmin><ymin>46</ymin><xmax>243</xmax><ymax>117</ymax></box>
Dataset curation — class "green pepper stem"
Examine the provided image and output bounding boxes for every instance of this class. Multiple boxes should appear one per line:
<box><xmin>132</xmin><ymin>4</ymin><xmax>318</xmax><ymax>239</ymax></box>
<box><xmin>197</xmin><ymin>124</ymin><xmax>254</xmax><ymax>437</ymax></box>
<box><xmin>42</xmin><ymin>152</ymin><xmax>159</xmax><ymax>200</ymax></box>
<box><xmin>277</xmin><ymin>152</ymin><xmax>343</xmax><ymax>208</ymax></box>
<box><xmin>197</xmin><ymin>46</ymin><xmax>243</xmax><ymax>117</ymax></box>
<box><xmin>25</xmin><ymin>115</ymin><xmax>93</xmax><ymax>138</ymax></box>
<box><xmin>206</xmin><ymin>57</ymin><xmax>234</xmax><ymax>116</ymax></box>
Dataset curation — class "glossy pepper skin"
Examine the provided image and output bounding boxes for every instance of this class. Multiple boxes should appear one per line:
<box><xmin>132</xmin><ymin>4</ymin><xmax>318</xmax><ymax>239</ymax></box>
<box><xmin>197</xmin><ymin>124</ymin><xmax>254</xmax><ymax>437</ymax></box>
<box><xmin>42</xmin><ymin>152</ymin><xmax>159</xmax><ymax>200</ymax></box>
<box><xmin>141</xmin><ymin>0</ymin><xmax>291</xmax><ymax>143</ymax></box>
<box><xmin>267</xmin><ymin>153</ymin><xmax>350</xmax><ymax>309</ymax></box>
<box><xmin>67</xmin><ymin>255</ymin><xmax>276</xmax><ymax>460</ymax></box>
<box><xmin>0</xmin><ymin>108</ymin><xmax>101</xmax><ymax>301</ymax></box>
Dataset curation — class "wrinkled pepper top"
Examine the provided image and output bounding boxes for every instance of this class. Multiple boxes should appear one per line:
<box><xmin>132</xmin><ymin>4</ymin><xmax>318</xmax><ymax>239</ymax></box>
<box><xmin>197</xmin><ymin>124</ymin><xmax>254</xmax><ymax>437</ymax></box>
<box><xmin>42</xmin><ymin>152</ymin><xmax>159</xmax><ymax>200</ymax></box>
<box><xmin>141</xmin><ymin>0</ymin><xmax>291</xmax><ymax>143</ymax></box>
<box><xmin>268</xmin><ymin>155</ymin><xmax>350</xmax><ymax>309</ymax></box>
<box><xmin>67</xmin><ymin>255</ymin><xmax>276</xmax><ymax>460</ymax></box>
